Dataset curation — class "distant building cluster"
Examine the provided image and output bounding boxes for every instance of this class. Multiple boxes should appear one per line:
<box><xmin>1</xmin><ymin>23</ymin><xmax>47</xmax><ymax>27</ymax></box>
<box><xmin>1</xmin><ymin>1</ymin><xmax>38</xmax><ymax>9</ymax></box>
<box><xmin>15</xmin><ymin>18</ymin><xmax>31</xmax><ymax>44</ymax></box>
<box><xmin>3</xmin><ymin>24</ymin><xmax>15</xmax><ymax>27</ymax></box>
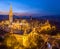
<box><xmin>0</xmin><ymin>5</ymin><xmax>60</xmax><ymax>49</ymax></box>
<box><xmin>0</xmin><ymin>5</ymin><xmax>56</xmax><ymax>34</ymax></box>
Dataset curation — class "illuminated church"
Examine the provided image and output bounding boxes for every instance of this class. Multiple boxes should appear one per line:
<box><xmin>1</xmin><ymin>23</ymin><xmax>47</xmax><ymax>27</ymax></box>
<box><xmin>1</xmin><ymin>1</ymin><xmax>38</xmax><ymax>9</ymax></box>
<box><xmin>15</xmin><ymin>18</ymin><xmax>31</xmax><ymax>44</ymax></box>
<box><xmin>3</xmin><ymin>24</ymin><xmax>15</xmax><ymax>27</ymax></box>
<box><xmin>9</xmin><ymin>5</ymin><xmax>13</xmax><ymax>24</ymax></box>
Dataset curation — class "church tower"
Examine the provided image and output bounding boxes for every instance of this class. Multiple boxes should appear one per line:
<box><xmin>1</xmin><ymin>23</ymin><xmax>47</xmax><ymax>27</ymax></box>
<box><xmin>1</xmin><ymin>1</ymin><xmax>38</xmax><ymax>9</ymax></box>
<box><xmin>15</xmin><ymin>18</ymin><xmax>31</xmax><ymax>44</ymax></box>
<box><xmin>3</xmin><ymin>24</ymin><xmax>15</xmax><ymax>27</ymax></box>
<box><xmin>9</xmin><ymin>5</ymin><xmax>13</xmax><ymax>24</ymax></box>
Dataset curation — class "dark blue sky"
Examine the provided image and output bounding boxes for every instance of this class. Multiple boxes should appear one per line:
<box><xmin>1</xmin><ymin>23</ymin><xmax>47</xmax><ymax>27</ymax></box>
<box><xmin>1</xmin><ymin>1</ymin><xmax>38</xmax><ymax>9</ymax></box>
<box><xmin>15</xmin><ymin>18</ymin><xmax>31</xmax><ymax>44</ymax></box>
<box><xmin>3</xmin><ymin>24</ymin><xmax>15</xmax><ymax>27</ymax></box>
<box><xmin>0</xmin><ymin>0</ymin><xmax>60</xmax><ymax>16</ymax></box>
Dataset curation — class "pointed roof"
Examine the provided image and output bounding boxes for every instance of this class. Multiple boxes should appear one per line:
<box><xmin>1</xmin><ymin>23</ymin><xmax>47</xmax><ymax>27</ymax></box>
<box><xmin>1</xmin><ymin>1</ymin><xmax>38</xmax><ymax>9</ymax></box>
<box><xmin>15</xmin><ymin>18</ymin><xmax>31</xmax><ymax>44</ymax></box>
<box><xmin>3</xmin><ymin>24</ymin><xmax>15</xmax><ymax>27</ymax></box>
<box><xmin>9</xmin><ymin>5</ymin><xmax>13</xmax><ymax>17</ymax></box>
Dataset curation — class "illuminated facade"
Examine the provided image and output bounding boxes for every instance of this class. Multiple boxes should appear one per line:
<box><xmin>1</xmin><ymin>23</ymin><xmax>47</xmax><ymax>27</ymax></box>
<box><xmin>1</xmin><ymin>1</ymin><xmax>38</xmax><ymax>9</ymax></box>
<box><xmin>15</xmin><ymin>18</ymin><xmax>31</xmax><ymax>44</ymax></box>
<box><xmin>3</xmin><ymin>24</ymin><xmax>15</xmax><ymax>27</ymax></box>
<box><xmin>9</xmin><ymin>5</ymin><xmax>13</xmax><ymax>24</ymax></box>
<box><xmin>40</xmin><ymin>20</ymin><xmax>51</xmax><ymax>31</ymax></box>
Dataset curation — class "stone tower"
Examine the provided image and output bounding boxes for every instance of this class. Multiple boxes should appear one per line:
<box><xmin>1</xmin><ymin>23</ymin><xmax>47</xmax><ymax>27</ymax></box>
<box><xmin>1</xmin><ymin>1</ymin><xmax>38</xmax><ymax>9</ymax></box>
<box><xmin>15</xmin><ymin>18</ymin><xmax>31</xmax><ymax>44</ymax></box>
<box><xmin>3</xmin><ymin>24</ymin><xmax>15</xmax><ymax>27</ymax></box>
<box><xmin>9</xmin><ymin>5</ymin><xmax>13</xmax><ymax>24</ymax></box>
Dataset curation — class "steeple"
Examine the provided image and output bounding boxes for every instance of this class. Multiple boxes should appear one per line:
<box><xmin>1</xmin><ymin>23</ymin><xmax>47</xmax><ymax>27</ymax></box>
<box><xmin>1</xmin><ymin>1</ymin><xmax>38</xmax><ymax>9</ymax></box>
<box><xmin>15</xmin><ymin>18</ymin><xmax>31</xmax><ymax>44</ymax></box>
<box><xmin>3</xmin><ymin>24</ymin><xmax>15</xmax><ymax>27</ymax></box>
<box><xmin>9</xmin><ymin>5</ymin><xmax>13</xmax><ymax>24</ymax></box>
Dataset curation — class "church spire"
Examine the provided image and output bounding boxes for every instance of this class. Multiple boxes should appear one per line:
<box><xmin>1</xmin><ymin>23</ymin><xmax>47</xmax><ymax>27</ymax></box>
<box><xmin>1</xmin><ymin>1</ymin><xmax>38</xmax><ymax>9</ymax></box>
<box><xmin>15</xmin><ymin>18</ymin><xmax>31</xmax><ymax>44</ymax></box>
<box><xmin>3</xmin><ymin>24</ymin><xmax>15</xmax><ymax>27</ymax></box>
<box><xmin>9</xmin><ymin>5</ymin><xmax>13</xmax><ymax>24</ymax></box>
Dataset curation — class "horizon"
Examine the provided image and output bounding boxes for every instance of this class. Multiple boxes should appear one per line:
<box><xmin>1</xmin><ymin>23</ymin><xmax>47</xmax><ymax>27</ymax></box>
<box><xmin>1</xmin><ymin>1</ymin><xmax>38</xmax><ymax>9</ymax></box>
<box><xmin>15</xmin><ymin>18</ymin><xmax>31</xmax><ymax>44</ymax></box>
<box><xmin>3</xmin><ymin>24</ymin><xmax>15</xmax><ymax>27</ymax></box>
<box><xmin>0</xmin><ymin>0</ymin><xmax>60</xmax><ymax>16</ymax></box>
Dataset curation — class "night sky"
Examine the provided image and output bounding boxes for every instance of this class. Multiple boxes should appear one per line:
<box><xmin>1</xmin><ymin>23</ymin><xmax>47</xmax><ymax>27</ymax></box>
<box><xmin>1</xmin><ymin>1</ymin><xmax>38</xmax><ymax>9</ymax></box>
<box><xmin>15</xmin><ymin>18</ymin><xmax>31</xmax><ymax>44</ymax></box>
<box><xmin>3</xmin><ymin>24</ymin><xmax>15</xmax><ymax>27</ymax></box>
<box><xmin>0</xmin><ymin>0</ymin><xmax>60</xmax><ymax>16</ymax></box>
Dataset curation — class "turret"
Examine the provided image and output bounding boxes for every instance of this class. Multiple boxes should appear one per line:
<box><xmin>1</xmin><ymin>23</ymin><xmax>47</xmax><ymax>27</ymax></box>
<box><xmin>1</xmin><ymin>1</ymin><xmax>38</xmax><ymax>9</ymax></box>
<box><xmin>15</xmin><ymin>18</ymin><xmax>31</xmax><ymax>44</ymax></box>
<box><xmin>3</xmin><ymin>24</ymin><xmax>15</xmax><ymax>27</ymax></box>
<box><xmin>9</xmin><ymin>5</ymin><xmax>13</xmax><ymax>24</ymax></box>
